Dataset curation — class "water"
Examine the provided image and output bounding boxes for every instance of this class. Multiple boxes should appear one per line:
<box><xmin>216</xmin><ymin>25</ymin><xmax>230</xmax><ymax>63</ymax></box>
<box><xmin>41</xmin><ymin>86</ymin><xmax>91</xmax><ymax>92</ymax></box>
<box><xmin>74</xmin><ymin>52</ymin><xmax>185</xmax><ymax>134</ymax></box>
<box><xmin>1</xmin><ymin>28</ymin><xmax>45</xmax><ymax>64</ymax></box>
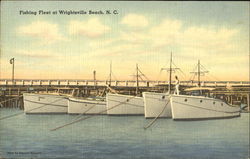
<box><xmin>0</xmin><ymin>108</ymin><xmax>249</xmax><ymax>159</ymax></box>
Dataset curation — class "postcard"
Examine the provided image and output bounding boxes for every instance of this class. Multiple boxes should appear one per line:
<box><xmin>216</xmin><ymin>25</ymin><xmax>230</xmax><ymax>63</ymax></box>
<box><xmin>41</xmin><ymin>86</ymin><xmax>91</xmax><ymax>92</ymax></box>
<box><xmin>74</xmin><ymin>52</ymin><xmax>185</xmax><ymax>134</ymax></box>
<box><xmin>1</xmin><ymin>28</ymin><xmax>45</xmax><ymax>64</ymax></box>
<box><xmin>0</xmin><ymin>1</ymin><xmax>249</xmax><ymax>159</ymax></box>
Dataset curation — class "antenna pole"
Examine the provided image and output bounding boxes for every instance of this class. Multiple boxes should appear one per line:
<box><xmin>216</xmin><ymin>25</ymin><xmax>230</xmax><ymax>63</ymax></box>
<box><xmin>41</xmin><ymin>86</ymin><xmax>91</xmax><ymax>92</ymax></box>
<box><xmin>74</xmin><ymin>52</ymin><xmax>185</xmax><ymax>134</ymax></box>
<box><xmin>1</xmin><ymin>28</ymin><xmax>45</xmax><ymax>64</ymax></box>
<box><xmin>93</xmin><ymin>70</ymin><xmax>96</xmax><ymax>87</ymax></box>
<box><xmin>10</xmin><ymin>58</ymin><xmax>15</xmax><ymax>84</ymax></box>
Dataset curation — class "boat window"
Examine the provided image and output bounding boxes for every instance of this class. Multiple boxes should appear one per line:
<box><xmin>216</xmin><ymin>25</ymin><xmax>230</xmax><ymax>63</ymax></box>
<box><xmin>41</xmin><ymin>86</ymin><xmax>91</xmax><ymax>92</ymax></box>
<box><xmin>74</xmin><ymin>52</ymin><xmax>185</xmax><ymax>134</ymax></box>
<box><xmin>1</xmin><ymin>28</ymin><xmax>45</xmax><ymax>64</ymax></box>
<box><xmin>162</xmin><ymin>96</ymin><xmax>165</xmax><ymax>99</ymax></box>
<box><xmin>184</xmin><ymin>99</ymin><xmax>187</xmax><ymax>102</ymax></box>
<box><xmin>200</xmin><ymin>100</ymin><xmax>202</xmax><ymax>103</ymax></box>
<box><xmin>126</xmin><ymin>99</ymin><xmax>129</xmax><ymax>102</ymax></box>
<box><xmin>221</xmin><ymin>103</ymin><xmax>223</xmax><ymax>106</ymax></box>
<box><xmin>213</xmin><ymin>101</ymin><xmax>215</xmax><ymax>105</ymax></box>
<box><xmin>190</xmin><ymin>91</ymin><xmax>200</xmax><ymax>96</ymax></box>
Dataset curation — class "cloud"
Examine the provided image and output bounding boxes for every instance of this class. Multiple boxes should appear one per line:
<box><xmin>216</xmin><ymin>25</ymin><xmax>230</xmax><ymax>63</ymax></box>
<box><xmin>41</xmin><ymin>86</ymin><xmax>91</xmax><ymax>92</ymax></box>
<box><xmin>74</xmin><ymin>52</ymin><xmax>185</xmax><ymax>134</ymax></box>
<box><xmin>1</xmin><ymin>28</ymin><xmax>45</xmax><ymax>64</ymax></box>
<box><xmin>17</xmin><ymin>21</ymin><xmax>66</xmax><ymax>43</ymax></box>
<box><xmin>150</xmin><ymin>19</ymin><xmax>182</xmax><ymax>47</ymax></box>
<box><xmin>119</xmin><ymin>18</ymin><xmax>182</xmax><ymax>46</ymax></box>
<box><xmin>120</xmin><ymin>31</ymin><xmax>150</xmax><ymax>44</ymax></box>
<box><xmin>115</xmin><ymin>17</ymin><xmax>244</xmax><ymax>79</ymax></box>
<box><xmin>121</xmin><ymin>14</ymin><xmax>148</xmax><ymax>28</ymax></box>
<box><xmin>122</xmin><ymin>18</ymin><xmax>239</xmax><ymax>53</ymax></box>
<box><xmin>181</xmin><ymin>27</ymin><xmax>238</xmax><ymax>50</ymax></box>
<box><xmin>16</xmin><ymin>49</ymin><xmax>58</xmax><ymax>58</ymax></box>
<box><xmin>88</xmin><ymin>43</ymin><xmax>141</xmax><ymax>57</ymax></box>
<box><xmin>88</xmin><ymin>38</ymin><xmax>119</xmax><ymax>48</ymax></box>
<box><xmin>150</xmin><ymin>19</ymin><xmax>182</xmax><ymax>36</ymax></box>
<box><xmin>69</xmin><ymin>18</ymin><xmax>110</xmax><ymax>38</ymax></box>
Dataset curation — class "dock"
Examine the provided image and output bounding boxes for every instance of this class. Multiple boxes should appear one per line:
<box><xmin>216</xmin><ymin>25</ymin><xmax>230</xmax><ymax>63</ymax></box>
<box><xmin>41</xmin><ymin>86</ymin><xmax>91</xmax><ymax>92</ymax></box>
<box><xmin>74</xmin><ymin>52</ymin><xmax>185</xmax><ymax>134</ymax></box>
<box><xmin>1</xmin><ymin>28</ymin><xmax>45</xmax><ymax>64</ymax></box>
<box><xmin>0</xmin><ymin>79</ymin><xmax>249</xmax><ymax>87</ymax></box>
<box><xmin>0</xmin><ymin>79</ymin><xmax>249</xmax><ymax>112</ymax></box>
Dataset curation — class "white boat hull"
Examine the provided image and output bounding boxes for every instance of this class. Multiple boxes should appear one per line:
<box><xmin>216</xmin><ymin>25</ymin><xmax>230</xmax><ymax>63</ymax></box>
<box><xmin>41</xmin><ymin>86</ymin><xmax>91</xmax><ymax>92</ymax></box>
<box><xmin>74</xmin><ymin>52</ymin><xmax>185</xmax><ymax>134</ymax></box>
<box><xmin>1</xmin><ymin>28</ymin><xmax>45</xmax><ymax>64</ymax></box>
<box><xmin>23</xmin><ymin>93</ymin><xmax>68</xmax><ymax>114</ymax></box>
<box><xmin>143</xmin><ymin>92</ymin><xmax>171</xmax><ymax>118</ymax></box>
<box><xmin>171</xmin><ymin>95</ymin><xmax>240</xmax><ymax>120</ymax></box>
<box><xmin>106</xmin><ymin>93</ymin><xmax>144</xmax><ymax>115</ymax></box>
<box><xmin>68</xmin><ymin>97</ymin><xmax>106</xmax><ymax>114</ymax></box>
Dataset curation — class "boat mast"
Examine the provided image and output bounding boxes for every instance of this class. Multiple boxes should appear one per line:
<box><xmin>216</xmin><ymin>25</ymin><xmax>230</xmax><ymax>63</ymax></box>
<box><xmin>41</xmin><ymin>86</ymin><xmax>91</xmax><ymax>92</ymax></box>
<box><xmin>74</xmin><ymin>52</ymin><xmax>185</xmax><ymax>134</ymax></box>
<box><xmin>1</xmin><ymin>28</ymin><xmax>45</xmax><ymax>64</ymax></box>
<box><xmin>168</xmin><ymin>52</ymin><xmax>172</xmax><ymax>93</ymax></box>
<box><xmin>198</xmin><ymin>60</ymin><xmax>200</xmax><ymax>87</ymax></box>
<box><xmin>109</xmin><ymin>61</ymin><xmax>112</xmax><ymax>86</ymax></box>
<box><xmin>136</xmin><ymin>63</ymin><xmax>139</xmax><ymax>95</ymax></box>
<box><xmin>190</xmin><ymin>60</ymin><xmax>209</xmax><ymax>88</ymax></box>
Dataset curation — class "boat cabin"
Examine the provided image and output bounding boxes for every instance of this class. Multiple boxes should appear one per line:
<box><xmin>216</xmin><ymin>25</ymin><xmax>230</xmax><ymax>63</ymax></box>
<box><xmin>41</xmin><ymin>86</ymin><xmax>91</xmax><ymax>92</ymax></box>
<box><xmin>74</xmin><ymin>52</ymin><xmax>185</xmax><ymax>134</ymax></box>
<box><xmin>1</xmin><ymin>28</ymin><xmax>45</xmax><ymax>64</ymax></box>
<box><xmin>183</xmin><ymin>87</ymin><xmax>215</xmax><ymax>97</ymax></box>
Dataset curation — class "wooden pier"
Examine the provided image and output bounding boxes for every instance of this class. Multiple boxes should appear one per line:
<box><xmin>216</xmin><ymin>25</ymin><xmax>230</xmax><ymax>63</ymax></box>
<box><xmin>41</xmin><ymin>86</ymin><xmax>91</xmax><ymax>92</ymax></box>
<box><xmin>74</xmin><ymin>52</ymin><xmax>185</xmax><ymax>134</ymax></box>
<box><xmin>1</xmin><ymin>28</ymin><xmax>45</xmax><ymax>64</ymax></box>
<box><xmin>0</xmin><ymin>79</ymin><xmax>250</xmax><ymax>87</ymax></box>
<box><xmin>0</xmin><ymin>79</ymin><xmax>249</xmax><ymax>112</ymax></box>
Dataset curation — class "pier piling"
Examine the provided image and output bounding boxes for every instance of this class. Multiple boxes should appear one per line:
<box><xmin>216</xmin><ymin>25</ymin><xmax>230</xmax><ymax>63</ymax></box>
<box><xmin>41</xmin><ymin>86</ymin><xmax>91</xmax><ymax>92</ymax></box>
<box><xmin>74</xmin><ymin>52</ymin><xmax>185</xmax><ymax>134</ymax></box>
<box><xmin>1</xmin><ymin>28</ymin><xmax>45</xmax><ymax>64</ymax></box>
<box><xmin>247</xmin><ymin>94</ymin><xmax>250</xmax><ymax>112</ymax></box>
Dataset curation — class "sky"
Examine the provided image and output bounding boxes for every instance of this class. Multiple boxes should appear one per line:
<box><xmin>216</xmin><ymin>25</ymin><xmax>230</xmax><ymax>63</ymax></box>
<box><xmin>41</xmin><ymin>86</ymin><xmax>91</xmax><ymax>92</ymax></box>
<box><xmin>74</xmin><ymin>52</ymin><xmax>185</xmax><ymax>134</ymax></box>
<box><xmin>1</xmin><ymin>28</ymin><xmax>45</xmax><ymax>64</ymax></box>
<box><xmin>0</xmin><ymin>1</ymin><xmax>249</xmax><ymax>81</ymax></box>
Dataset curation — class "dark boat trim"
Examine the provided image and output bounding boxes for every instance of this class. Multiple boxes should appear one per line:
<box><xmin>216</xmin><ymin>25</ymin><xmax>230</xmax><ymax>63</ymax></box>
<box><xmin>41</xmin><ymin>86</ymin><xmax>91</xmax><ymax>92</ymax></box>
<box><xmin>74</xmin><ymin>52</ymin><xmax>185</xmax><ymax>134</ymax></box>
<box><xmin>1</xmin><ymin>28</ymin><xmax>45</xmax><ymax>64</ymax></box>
<box><xmin>25</xmin><ymin>112</ymin><xmax>68</xmax><ymax>115</ymax></box>
<box><xmin>24</xmin><ymin>99</ymin><xmax>68</xmax><ymax>108</ymax></box>
<box><xmin>172</xmin><ymin>101</ymin><xmax>240</xmax><ymax>113</ymax></box>
<box><xmin>107</xmin><ymin>114</ymin><xmax>144</xmax><ymax>116</ymax></box>
<box><xmin>173</xmin><ymin>114</ymin><xmax>241</xmax><ymax>121</ymax></box>
<box><xmin>68</xmin><ymin>98</ymin><xmax>106</xmax><ymax>105</ymax></box>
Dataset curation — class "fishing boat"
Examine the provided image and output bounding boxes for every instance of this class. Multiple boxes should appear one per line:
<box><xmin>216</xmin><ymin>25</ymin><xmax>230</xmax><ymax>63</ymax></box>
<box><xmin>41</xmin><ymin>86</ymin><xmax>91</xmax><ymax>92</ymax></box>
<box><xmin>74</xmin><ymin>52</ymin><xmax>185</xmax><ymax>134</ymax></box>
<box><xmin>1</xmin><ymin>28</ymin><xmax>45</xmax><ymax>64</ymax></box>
<box><xmin>170</xmin><ymin>60</ymin><xmax>241</xmax><ymax>120</ymax></box>
<box><xmin>170</xmin><ymin>87</ymin><xmax>241</xmax><ymax>120</ymax></box>
<box><xmin>23</xmin><ymin>93</ymin><xmax>68</xmax><ymax>114</ymax></box>
<box><xmin>143</xmin><ymin>52</ymin><xmax>178</xmax><ymax>118</ymax></box>
<box><xmin>68</xmin><ymin>97</ymin><xmax>106</xmax><ymax>114</ymax></box>
<box><xmin>106</xmin><ymin>64</ymin><xmax>144</xmax><ymax>115</ymax></box>
<box><xmin>106</xmin><ymin>93</ymin><xmax>144</xmax><ymax>115</ymax></box>
<box><xmin>143</xmin><ymin>92</ymin><xmax>171</xmax><ymax>118</ymax></box>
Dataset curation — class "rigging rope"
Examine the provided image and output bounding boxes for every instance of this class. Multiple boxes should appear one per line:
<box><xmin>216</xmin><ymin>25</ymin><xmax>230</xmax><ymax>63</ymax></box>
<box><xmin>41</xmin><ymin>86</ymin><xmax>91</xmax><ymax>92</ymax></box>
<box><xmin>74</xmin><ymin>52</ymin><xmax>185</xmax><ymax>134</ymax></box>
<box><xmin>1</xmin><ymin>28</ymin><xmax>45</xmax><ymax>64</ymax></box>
<box><xmin>108</xmin><ymin>98</ymin><xmax>144</xmax><ymax>108</ymax></box>
<box><xmin>0</xmin><ymin>97</ymin><xmax>67</xmax><ymax>120</ymax></box>
<box><xmin>138</xmin><ymin>68</ymin><xmax>149</xmax><ymax>81</ymax></box>
<box><xmin>50</xmin><ymin>95</ymin><xmax>137</xmax><ymax>131</ymax></box>
<box><xmin>71</xmin><ymin>100</ymin><xmax>106</xmax><ymax>121</ymax></box>
<box><xmin>144</xmin><ymin>97</ymin><xmax>170</xmax><ymax>130</ymax></box>
<box><xmin>172</xmin><ymin>62</ymin><xmax>186</xmax><ymax>78</ymax></box>
<box><xmin>106</xmin><ymin>84</ymin><xmax>118</xmax><ymax>94</ymax></box>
